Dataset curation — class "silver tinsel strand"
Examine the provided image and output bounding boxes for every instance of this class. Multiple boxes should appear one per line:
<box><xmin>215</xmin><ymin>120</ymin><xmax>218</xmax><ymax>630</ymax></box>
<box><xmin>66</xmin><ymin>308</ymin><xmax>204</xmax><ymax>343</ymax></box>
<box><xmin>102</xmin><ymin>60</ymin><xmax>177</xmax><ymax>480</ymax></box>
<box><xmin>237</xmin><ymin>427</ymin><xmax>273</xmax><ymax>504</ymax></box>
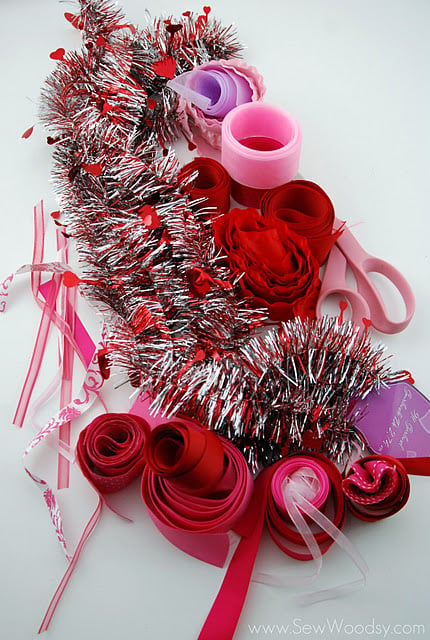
<box><xmin>40</xmin><ymin>0</ymin><xmax>408</xmax><ymax>471</ymax></box>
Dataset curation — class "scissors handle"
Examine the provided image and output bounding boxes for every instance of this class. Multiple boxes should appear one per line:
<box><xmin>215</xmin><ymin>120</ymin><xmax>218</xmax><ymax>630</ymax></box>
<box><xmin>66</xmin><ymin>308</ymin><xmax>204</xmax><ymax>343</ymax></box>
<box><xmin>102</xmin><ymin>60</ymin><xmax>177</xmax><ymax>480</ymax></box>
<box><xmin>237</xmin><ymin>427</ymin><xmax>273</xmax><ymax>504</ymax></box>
<box><xmin>328</xmin><ymin>221</ymin><xmax>415</xmax><ymax>334</ymax></box>
<box><xmin>316</xmin><ymin>244</ymin><xmax>371</xmax><ymax>329</ymax></box>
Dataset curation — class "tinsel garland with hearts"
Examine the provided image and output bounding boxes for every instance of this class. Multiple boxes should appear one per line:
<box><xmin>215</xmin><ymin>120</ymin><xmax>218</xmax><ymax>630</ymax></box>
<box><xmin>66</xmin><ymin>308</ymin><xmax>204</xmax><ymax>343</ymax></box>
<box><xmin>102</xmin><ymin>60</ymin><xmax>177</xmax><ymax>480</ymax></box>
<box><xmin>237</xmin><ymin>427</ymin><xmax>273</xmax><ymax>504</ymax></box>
<box><xmin>40</xmin><ymin>0</ymin><xmax>406</xmax><ymax>471</ymax></box>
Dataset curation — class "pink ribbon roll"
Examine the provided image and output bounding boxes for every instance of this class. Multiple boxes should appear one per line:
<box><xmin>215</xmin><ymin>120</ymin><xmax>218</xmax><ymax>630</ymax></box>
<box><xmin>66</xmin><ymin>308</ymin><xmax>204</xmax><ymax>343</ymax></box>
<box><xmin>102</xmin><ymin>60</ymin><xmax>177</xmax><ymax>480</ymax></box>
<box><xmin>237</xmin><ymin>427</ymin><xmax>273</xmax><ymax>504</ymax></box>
<box><xmin>342</xmin><ymin>454</ymin><xmax>410</xmax><ymax>521</ymax></box>
<box><xmin>266</xmin><ymin>452</ymin><xmax>346</xmax><ymax>561</ymax></box>
<box><xmin>141</xmin><ymin>417</ymin><xmax>254</xmax><ymax>567</ymax></box>
<box><xmin>76</xmin><ymin>413</ymin><xmax>149</xmax><ymax>494</ymax></box>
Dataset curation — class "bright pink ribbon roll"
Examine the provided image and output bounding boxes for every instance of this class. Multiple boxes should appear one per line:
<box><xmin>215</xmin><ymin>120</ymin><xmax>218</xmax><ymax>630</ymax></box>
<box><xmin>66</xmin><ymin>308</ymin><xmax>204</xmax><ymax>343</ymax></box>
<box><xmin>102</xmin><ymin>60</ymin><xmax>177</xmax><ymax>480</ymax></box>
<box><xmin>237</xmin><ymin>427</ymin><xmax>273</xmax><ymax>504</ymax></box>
<box><xmin>266</xmin><ymin>452</ymin><xmax>346</xmax><ymax>560</ymax></box>
<box><xmin>260</xmin><ymin>180</ymin><xmax>342</xmax><ymax>265</ymax></box>
<box><xmin>76</xmin><ymin>413</ymin><xmax>149</xmax><ymax>494</ymax></box>
<box><xmin>198</xmin><ymin>452</ymin><xmax>349</xmax><ymax>640</ymax></box>
<box><xmin>141</xmin><ymin>418</ymin><xmax>253</xmax><ymax>566</ymax></box>
<box><xmin>342</xmin><ymin>454</ymin><xmax>410</xmax><ymax>521</ymax></box>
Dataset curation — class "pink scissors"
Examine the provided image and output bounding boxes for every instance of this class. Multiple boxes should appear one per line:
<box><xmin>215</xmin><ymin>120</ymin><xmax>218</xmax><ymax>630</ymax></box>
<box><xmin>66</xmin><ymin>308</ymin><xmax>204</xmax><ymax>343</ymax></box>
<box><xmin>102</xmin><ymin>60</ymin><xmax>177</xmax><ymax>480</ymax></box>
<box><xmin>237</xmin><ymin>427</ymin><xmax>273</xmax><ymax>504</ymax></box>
<box><xmin>316</xmin><ymin>220</ymin><xmax>415</xmax><ymax>334</ymax></box>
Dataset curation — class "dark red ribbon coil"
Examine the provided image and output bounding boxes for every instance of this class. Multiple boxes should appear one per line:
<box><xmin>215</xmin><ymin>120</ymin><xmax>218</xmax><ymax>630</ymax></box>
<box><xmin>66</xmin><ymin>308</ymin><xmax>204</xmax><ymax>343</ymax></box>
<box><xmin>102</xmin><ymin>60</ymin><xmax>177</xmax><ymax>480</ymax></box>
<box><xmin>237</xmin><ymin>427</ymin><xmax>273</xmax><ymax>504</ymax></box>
<box><xmin>260</xmin><ymin>180</ymin><xmax>341</xmax><ymax>264</ymax></box>
<box><xmin>178</xmin><ymin>157</ymin><xmax>231</xmax><ymax>215</ymax></box>
<box><xmin>342</xmin><ymin>454</ymin><xmax>410</xmax><ymax>522</ymax></box>
<box><xmin>141</xmin><ymin>419</ymin><xmax>253</xmax><ymax>535</ymax></box>
<box><xmin>144</xmin><ymin>420</ymin><xmax>225</xmax><ymax>496</ymax></box>
<box><xmin>76</xmin><ymin>413</ymin><xmax>149</xmax><ymax>494</ymax></box>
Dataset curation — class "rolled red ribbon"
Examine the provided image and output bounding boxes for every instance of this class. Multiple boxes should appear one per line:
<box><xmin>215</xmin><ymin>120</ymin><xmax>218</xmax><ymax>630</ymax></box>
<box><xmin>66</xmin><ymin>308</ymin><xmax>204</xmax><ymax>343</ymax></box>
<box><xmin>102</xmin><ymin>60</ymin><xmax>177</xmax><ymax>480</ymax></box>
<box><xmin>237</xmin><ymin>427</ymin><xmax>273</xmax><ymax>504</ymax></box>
<box><xmin>141</xmin><ymin>418</ymin><xmax>253</xmax><ymax>565</ymax></box>
<box><xmin>266</xmin><ymin>452</ymin><xmax>346</xmax><ymax>560</ymax></box>
<box><xmin>260</xmin><ymin>180</ymin><xmax>341</xmax><ymax>265</ymax></box>
<box><xmin>144</xmin><ymin>420</ymin><xmax>225</xmax><ymax>496</ymax></box>
<box><xmin>342</xmin><ymin>454</ymin><xmax>410</xmax><ymax>521</ymax></box>
<box><xmin>76</xmin><ymin>413</ymin><xmax>149</xmax><ymax>494</ymax></box>
<box><xmin>178</xmin><ymin>157</ymin><xmax>231</xmax><ymax>215</ymax></box>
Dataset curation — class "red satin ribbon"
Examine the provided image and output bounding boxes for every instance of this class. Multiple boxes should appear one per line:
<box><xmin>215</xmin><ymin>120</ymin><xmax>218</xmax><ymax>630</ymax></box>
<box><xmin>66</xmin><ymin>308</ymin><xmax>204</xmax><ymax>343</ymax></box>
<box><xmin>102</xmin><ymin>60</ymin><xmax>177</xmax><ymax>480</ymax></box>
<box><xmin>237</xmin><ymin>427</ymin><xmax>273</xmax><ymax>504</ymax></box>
<box><xmin>144</xmin><ymin>420</ymin><xmax>225</xmax><ymax>495</ymax></box>
<box><xmin>230</xmin><ymin>180</ymin><xmax>271</xmax><ymax>208</ymax></box>
<box><xmin>178</xmin><ymin>157</ymin><xmax>231</xmax><ymax>215</ymax></box>
<box><xmin>260</xmin><ymin>180</ymin><xmax>341</xmax><ymax>264</ymax></box>
<box><xmin>342</xmin><ymin>454</ymin><xmax>410</xmax><ymax>522</ymax></box>
<box><xmin>141</xmin><ymin>418</ymin><xmax>253</xmax><ymax>563</ymax></box>
<box><xmin>76</xmin><ymin>413</ymin><xmax>149</xmax><ymax>494</ymax></box>
<box><xmin>199</xmin><ymin>452</ymin><xmax>346</xmax><ymax>640</ymax></box>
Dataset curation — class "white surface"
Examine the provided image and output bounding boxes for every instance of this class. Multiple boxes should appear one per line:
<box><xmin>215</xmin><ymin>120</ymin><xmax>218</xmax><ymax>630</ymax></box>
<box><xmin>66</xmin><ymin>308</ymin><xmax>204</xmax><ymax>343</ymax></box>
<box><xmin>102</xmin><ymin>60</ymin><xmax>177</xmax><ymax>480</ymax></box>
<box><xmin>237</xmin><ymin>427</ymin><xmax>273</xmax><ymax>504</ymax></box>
<box><xmin>0</xmin><ymin>1</ymin><xmax>429</xmax><ymax>639</ymax></box>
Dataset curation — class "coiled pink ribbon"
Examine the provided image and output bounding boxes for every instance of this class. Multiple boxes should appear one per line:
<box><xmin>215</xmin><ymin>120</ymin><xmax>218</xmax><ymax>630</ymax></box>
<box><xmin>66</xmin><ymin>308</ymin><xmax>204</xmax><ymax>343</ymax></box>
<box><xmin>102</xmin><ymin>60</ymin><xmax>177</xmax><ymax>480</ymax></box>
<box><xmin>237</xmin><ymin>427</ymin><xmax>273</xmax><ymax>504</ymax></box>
<box><xmin>199</xmin><ymin>452</ymin><xmax>368</xmax><ymax>640</ymax></box>
<box><xmin>142</xmin><ymin>417</ymin><xmax>254</xmax><ymax>567</ymax></box>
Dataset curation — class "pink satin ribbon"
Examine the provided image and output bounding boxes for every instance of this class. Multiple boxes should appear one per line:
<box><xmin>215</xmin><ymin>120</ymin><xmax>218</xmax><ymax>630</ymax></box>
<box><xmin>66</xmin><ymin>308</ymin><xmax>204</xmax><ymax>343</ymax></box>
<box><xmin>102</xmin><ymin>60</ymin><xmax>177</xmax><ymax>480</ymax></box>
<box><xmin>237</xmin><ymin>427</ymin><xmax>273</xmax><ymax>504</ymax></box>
<box><xmin>199</xmin><ymin>452</ymin><xmax>367</xmax><ymax>640</ymax></box>
<box><xmin>142</xmin><ymin>417</ymin><xmax>253</xmax><ymax>567</ymax></box>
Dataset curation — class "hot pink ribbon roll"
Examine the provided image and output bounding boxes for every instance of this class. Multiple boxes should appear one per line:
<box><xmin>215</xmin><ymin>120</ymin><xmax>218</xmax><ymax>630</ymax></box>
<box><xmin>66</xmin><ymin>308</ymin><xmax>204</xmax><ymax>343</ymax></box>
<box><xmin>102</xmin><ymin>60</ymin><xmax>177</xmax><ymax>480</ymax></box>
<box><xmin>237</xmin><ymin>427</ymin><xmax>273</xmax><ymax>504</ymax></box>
<box><xmin>141</xmin><ymin>418</ymin><xmax>253</xmax><ymax>566</ymax></box>
<box><xmin>266</xmin><ymin>452</ymin><xmax>346</xmax><ymax>560</ymax></box>
<box><xmin>342</xmin><ymin>454</ymin><xmax>410</xmax><ymax>521</ymax></box>
<box><xmin>76</xmin><ymin>413</ymin><xmax>149</xmax><ymax>494</ymax></box>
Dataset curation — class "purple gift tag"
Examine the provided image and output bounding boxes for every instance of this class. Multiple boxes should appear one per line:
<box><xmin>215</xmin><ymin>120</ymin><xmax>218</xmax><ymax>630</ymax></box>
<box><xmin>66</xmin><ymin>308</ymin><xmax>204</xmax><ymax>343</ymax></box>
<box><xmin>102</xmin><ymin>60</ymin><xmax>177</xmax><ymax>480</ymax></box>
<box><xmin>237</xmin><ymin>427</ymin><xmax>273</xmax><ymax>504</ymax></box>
<box><xmin>352</xmin><ymin>382</ymin><xmax>430</xmax><ymax>458</ymax></box>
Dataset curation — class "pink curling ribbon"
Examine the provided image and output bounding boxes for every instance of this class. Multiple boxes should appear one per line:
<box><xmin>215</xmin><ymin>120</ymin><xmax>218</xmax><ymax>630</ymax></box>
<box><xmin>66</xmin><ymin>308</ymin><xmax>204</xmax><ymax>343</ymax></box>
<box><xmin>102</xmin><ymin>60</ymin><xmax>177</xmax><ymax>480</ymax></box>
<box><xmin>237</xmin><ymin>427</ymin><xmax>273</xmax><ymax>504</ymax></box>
<box><xmin>141</xmin><ymin>417</ymin><xmax>254</xmax><ymax>567</ymax></box>
<box><xmin>199</xmin><ymin>452</ymin><xmax>368</xmax><ymax>640</ymax></box>
<box><xmin>342</xmin><ymin>454</ymin><xmax>410</xmax><ymax>521</ymax></box>
<box><xmin>76</xmin><ymin>413</ymin><xmax>149</xmax><ymax>494</ymax></box>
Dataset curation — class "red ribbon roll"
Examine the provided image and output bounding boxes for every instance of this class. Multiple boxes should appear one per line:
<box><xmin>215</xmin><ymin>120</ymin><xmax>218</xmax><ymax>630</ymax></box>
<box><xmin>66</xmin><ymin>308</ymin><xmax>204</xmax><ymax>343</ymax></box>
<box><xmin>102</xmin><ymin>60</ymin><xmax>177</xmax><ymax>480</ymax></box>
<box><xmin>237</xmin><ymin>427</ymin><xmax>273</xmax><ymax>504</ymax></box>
<box><xmin>260</xmin><ymin>180</ymin><xmax>342</xmax><ymax>264</ymax></box>
<box><xmin>178</xmin><ymin>157</ymin><xmax>231</xmax><ymax>215</ymax></box>
<box><xmin>76</xmin><ymin>413</ymin><xmax>149</xmax><ymax>494</ymax></box>
<box><xmin>141</xmin><ymin>418</ymin><xmax>253</xmax><ymax>565</ymax></box>
<box><xmin>144</xmin><ymin>420</ymin><xmax>225</xmax><ymax>496</ymax></box>
<box><xmin>342</xmin><ymin>454</ymin><xmax>410</xmax><ymax>521</ymax></box>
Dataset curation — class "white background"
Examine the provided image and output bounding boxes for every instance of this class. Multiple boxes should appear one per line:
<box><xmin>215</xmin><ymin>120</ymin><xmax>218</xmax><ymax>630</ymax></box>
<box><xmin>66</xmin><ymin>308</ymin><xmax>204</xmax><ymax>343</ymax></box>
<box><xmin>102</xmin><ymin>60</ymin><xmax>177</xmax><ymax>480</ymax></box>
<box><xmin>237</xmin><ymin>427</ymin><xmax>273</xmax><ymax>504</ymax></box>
<box><xmin>0</xmin><ymin>1</ymin><xmax>429</xmax><ymax>639</ymax></box>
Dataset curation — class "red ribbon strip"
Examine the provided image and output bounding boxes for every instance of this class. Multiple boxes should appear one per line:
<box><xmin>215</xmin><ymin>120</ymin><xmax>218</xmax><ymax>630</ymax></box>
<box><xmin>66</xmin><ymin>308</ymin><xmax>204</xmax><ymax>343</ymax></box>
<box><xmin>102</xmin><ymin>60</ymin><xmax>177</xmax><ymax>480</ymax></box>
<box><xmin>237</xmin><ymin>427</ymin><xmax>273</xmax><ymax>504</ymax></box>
<box><xmin>342</xmin><ymin>454</ymin><xmax>410</xmax><ymax>521</ymax></box>
<box><xmin>260</xmin><ymin>180</ymin><xmax>342</xmax><ymax>264</ymax></box>
<box><xmin>178</xmin><ymin>157</ymin><xmax>231</xmax><ymax>215</ymax></box>
<box><xmin>76</xmin><ymin>413</ymin><xmax>149</xmax><ymax>494</ymax></box>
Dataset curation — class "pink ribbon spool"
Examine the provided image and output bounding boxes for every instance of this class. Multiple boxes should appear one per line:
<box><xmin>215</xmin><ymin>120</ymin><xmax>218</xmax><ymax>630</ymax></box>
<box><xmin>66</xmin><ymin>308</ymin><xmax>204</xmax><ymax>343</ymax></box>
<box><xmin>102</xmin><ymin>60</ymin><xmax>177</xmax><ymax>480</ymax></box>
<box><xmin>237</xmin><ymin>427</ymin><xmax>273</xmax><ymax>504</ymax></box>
<box><xmin>221</xmin><ymin>102</ymin><xmax>302</xmax><ymax>206</ymax></box>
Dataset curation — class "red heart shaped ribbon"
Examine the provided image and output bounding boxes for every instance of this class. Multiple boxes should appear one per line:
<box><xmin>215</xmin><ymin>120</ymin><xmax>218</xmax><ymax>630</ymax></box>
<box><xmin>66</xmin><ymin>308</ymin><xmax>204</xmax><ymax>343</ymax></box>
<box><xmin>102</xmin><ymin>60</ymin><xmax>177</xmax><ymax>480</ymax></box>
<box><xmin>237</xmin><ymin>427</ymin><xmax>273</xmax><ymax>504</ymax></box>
<box><xmin>76</xmin><ymin>413</ymin><xmax>149</xmax><ymax>493</ymax></box>
<box><xmin>260</xmin><ymin>180</ymin><xmax>342</xmax><ymax>265</ymax></box>
<box><xmin>178</xmin><ymin>157</ymin><xmax>231</xmax><ymax>216</ymax></box>
<box><xmin>342</xmin><ymin>454</ymin><xmax>410</xmax><ymax>521</ymax></box>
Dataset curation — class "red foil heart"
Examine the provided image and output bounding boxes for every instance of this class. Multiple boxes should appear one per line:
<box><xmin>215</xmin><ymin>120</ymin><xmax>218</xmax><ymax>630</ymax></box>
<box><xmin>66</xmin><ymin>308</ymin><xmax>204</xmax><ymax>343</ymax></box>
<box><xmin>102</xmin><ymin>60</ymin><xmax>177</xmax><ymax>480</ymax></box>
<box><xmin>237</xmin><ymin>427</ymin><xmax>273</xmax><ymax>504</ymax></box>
<box><xmin>152</xmin><ymin>56</ymin><xmax>177</xmax><ymax>79</ymax></box>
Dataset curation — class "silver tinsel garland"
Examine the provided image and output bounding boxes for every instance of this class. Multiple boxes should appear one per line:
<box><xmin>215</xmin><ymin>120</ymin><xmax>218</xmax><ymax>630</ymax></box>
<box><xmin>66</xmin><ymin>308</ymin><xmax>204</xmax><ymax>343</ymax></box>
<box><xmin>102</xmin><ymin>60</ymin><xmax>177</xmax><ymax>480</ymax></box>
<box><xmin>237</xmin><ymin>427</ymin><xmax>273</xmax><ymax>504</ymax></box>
<box><xmin>40</xmin><ymin>0</ymin><xmax>406</xmax><ymax>470</ymax></box>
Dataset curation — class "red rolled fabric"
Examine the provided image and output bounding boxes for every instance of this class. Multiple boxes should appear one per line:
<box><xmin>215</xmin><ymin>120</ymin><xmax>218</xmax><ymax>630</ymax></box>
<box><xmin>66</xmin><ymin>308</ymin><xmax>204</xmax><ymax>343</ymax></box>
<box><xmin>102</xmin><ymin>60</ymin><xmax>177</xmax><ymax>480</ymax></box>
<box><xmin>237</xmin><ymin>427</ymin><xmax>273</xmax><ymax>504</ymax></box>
<box><xmin>76</xmin><ymin>413</ymin><xmax>149</xmax><ymax>494</ymax></box>
<box><xmin>141</xmin><ymin>418</ymin><xmax>253</xmax><ymax>564</ymax></box>
<box><xmin>260</xmin><ymin>180</ymin><xmax>342</xmax><ymax>265</ymax></box>
<box><xmin>342</xmin><ymin>454</ymin><xmax>410</xmax><ymax>522</ymax></box>
<box><xmin>144</xmin><ymin>420</ymin><xmax>225</xmax><ymax>496</ymax></box>
<box><xmin>178</xmin><ymin>157</ymin><xmax>231</xmax><ymax>215</ymax></box>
